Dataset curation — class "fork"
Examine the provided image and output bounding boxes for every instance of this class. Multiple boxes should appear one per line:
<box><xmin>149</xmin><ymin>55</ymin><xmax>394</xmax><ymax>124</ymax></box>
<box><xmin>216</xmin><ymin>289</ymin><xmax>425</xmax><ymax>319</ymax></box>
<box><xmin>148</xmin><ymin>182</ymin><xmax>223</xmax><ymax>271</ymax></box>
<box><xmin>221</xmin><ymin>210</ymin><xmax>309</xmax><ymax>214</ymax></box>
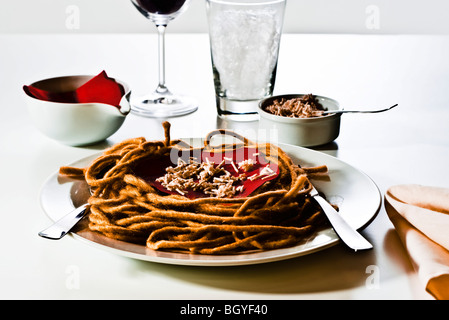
<box><xmin>38</xmin><ymin>204</ymin><xmax>88</xmax><ymax>240</ymax></box>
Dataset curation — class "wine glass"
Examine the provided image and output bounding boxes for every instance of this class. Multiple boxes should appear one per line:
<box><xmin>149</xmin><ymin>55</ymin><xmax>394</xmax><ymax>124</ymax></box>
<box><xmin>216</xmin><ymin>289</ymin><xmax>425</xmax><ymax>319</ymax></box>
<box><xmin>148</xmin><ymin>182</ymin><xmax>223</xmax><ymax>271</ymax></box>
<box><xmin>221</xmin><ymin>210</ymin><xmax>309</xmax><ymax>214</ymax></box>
<box><xmin>130</xmin><ymin>0</ymin><xmax>198</xmax><ymax>117</ymax></box>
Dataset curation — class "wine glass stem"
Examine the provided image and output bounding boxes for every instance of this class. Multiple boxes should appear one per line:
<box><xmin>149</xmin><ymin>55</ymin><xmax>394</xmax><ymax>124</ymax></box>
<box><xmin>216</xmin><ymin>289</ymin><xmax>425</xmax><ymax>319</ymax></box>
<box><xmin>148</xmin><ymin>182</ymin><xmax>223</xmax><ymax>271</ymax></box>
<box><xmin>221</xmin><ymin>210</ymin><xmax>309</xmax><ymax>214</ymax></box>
<box><xmin>156</xmin><ymin>24</ymin><xmax>169</xmax><ymax>95</ymax></box>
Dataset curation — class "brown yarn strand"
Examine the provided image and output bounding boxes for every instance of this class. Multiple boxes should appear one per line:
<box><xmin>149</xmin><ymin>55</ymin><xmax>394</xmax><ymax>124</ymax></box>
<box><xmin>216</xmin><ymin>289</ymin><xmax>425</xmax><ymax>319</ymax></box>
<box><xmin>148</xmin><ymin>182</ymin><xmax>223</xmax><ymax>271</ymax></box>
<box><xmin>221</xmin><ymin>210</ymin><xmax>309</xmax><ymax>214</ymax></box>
<box><xmin>59</xmin><ymin>121</ymin><xmax>330</xmax><ymax>255</ymax></box>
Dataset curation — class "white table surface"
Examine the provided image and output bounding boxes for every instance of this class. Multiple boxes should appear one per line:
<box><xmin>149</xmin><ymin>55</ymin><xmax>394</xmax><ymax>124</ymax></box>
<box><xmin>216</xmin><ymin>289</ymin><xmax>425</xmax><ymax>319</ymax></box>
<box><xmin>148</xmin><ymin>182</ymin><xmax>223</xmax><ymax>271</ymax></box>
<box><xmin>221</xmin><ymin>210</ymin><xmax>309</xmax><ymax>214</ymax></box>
<box><xmin>1</xmin><ymin>32</ymin><xmax>448</xmax><ymax>300</ymax></box>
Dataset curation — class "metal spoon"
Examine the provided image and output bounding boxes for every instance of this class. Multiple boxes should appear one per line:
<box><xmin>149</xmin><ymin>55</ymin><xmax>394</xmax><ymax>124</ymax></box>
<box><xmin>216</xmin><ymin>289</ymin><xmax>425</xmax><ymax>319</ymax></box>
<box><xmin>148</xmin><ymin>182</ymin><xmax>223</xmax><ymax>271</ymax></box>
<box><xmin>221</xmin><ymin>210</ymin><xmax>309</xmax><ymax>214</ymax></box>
<box><xmin>322</xmin><ymin>103</ymin><xmax>398</xmax><ymax>115</ymax></box>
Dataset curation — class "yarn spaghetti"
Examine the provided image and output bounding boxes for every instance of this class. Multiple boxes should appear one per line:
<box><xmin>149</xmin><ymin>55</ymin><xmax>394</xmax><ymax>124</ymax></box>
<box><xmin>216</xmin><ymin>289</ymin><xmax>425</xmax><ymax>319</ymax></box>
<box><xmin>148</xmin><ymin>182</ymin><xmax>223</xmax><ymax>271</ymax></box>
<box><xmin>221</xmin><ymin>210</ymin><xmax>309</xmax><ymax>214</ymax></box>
<box><xmin>59</xmin><ymin>122</ymin><xmax>330</xmax><ymax>255</ymax></box>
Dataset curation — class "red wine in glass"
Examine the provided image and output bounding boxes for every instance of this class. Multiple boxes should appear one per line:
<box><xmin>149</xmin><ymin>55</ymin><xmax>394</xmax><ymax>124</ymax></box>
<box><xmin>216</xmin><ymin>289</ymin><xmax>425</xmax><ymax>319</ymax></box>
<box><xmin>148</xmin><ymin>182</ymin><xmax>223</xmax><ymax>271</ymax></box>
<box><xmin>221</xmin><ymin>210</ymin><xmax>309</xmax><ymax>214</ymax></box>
<box><xmin>130</xmin><ymin>0</ymin><xmax>198</xmax><ymax>117</ymax></box>
<box><xmin>135</xmin><ymin>0</ymin><xmax>187</xmax><ymax>15</ymax></box>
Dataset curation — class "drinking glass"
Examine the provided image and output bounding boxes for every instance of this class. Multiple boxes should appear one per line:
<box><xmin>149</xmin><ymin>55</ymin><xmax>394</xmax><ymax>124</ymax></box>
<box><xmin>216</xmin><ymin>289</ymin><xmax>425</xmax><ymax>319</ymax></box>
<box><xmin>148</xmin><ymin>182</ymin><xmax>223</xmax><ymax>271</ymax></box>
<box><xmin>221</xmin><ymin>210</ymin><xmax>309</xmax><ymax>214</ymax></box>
<box><xmin>206</xmin><ymin>0</ymin><xmax>286</xmax><ymax>121</ymax></box>
<box><xmin>130</xmin><ymin>0</ymin><xmax>198</xmax><ymax>117</ymax></box>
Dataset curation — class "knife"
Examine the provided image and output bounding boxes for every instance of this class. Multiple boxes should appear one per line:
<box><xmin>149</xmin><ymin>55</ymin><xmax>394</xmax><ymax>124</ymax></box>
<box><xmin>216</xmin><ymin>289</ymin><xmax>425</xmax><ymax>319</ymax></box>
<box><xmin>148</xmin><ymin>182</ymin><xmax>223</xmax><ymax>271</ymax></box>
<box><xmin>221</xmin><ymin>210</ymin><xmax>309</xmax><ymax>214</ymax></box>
<box><xmin>310</xmin><ymin>186</ymin><xmax>373</xmax><ymax>251</ymax></box>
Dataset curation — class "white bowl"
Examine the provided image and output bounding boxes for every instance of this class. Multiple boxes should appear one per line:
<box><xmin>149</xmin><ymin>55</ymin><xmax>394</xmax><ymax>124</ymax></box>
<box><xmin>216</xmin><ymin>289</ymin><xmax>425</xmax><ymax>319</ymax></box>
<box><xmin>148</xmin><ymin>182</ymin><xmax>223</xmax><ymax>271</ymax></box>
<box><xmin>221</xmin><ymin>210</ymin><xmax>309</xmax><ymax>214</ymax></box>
<box><xmin>258</xmin><ymin>94</ymin><xmax>341</xmax><ymax>147</ymax></box>
<box><xmin>24</xmin><ymin>75</ymin><xmax>131</xmax><ymax>146</ymax></box>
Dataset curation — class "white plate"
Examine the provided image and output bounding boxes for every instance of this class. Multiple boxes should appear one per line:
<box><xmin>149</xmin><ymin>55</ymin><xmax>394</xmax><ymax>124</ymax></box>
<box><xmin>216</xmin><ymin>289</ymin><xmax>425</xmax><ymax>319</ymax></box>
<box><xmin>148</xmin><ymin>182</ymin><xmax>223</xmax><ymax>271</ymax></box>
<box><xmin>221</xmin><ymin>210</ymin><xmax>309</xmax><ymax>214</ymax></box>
<box><xmin>39</xmin><ymin>141</ymin><xmax>381</xmax><ymax>266</ymax></box>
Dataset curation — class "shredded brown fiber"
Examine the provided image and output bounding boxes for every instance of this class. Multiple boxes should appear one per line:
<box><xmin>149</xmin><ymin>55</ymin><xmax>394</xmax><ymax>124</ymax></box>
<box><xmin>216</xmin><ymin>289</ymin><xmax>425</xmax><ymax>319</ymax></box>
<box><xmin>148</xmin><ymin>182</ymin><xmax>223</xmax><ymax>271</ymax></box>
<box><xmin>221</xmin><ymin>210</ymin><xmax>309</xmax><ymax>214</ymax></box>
<box><xmin>59</xmin><ymin>122</ymin><xmax>330</xmax><ymax>255</ymax></box>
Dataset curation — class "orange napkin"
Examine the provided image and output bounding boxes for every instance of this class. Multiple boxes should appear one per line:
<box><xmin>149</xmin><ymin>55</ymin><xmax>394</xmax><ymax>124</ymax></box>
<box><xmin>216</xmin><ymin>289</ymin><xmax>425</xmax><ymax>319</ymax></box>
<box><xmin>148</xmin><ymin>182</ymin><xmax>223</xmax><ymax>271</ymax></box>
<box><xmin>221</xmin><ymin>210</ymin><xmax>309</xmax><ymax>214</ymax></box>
<box><xmin>385</xmin><ymin>184</ymin><xmax>449</xmax><ymax>300</ymax></box>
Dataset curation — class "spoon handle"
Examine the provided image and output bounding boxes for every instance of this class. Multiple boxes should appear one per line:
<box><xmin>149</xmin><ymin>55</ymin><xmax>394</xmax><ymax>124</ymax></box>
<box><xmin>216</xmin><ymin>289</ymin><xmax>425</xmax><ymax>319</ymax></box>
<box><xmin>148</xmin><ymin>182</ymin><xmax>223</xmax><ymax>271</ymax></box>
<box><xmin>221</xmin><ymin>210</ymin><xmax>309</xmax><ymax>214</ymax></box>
<box><xmin>38</xmin><ymin>204</ymin><xmax>87</xmax><ymax>240</ymax></box>
<box><xmin>322</xmin><ymin>103</ymin><xmax>398</xmax><ymax>115</ymax></box>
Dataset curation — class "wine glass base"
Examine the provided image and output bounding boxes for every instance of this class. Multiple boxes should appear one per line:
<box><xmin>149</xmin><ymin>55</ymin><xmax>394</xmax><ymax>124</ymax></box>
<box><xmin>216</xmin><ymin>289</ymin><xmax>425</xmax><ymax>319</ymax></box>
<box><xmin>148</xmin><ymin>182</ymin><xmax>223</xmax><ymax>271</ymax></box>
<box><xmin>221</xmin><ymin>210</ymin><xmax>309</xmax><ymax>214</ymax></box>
<box><xmin>130</xmin><ymin>92</ymin><xmax>198</xmax><ymax>118</ymax></box>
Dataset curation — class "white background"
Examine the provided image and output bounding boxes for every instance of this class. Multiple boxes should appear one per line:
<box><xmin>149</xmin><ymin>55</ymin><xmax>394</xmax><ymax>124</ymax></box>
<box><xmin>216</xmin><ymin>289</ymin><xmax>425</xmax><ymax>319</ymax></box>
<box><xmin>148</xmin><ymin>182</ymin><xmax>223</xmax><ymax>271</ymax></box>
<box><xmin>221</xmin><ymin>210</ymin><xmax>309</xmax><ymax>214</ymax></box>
<box><xmin>1</xmin><ymin>0</ymin><xmax>449</xmax><ymax>34</ymax></box>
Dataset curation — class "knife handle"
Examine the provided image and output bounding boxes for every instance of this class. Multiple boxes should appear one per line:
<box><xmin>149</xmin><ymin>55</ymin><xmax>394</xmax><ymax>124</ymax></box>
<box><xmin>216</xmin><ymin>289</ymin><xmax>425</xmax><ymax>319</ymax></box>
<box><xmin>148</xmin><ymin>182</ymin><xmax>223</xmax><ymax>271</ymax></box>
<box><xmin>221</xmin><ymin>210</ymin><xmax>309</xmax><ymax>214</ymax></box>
<box><xmin>313</xmin><ymin>195</ymin><xmax>373</xmax><ymax>251</ymax></box>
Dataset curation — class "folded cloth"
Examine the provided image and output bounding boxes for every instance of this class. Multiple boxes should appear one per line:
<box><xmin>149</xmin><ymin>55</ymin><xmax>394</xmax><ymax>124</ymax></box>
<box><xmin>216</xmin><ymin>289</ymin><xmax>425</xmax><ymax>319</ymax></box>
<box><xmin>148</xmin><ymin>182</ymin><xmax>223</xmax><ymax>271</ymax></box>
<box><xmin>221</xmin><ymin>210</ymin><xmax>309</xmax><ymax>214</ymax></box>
<box><xmin>23</xmin><ymin>70</ymin><xmax>125</xmax><ymax>107</ymax></box>
<box><xmin>23</xmin><ymin>84</ymin><xmax>77</xmax><ymax>103</ymax></box>
<box><xmin>75</xmin><ymin>71</ymin><xmax>125</xmax><ymax>107</ymax></box>
<box><xmin>385</xmin><ymin>184</ymin><xmax>449</xmax><ymax>300</ymax></box>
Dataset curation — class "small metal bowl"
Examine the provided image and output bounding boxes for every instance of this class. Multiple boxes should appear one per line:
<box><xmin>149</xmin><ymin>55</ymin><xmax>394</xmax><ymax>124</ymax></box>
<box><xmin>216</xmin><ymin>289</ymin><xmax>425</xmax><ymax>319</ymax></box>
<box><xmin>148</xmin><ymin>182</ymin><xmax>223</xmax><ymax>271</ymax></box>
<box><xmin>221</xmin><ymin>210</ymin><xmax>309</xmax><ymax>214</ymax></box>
<box><xmin>258</xmin><ymin>94</ymin><xmax>341</xmax><ymax>147</ymax></box>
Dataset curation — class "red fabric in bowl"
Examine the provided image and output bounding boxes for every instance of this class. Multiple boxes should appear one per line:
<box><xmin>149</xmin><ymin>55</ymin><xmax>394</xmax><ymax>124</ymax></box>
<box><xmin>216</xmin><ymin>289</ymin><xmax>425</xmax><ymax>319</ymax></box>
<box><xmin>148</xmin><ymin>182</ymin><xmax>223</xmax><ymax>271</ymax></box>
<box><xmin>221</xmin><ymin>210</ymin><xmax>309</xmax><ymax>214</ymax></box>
<box><xmin>23</xmin><ymin>71</ymin><xmax>125</xmax><ymax>107</ymax></box>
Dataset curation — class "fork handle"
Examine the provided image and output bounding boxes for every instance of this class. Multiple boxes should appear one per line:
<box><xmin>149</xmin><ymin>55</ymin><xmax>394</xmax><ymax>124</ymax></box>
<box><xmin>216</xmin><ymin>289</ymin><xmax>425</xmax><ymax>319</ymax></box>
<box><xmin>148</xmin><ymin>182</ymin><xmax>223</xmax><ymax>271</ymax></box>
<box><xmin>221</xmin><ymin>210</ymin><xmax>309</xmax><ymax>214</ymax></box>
<box><xmin>38</xmin><ymin>204</ymin><xmax>87</xmax><ymax>240</ymax></box>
